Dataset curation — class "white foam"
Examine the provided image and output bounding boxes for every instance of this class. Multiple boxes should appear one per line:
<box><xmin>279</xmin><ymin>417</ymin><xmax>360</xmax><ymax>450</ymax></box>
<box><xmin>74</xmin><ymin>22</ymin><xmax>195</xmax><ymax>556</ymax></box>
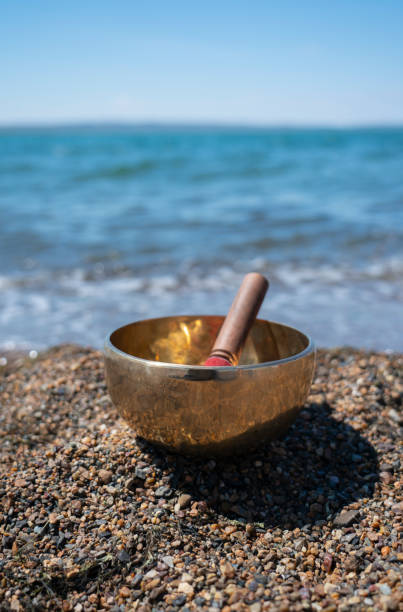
<box><xmin>0</xmin><ymin>256</ymin><xmax>402</xmax><ymax>352</ymax></box>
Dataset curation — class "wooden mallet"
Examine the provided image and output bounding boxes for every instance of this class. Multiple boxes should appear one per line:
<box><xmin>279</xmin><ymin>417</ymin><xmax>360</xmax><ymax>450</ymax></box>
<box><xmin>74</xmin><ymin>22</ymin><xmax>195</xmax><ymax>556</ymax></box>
<box><xmin>204</xmin><ymin>272</ymin><xmax>269</xmax><ymax>366</ymax></box>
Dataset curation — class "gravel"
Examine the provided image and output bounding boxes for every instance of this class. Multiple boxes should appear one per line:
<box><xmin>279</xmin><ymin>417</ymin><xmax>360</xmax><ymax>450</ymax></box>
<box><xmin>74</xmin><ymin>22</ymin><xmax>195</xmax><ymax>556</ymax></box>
<box><xmin>0</xmin><ymin>345</ymin><xmax>402</xmax><ymax>611</ymax></box>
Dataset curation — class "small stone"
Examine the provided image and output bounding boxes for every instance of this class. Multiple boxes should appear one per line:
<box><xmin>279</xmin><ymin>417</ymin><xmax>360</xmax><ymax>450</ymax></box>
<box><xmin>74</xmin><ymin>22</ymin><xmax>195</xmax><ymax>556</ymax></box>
<box><xmin>14</xmin><ymin>479</ymin><xmax>27</xmax><ymax>487</ymax></box>
<box><xmin>300</xmin><ymin>587</ymin><xmax>310</xmax><ymax>600</ymax></box>
<box><xmin>189</xmin><ymin>504</ymin><xmax>199</xmax><ymax>517</ymax></box>
<box><xmin>247</xmin><ymin>579</ymin><xmax>258</xmax><ymax>592</ymax></box>
<box><xmin>155</xmin><ymin>485</ymin><xmax>171</xmax><ymax>498</ymax></box>
<box><xmin>347</xmin><ymin>597</ymin><xmax>361</xmax><ymax>606</ymax></box>
<box><xmin>48</xmin><ymin>513</ymin><xmax>59</xmax><ymax>524</ymax></box>
<box><xmin>323</xmin><ymin>582</ymin><xmax>338</xmax><ymax>595</ymax></box>
<box><xmin>162</xmin><ymin>555</ymin><xmax>174</xmax><ymax>568</ymax></box>
<box><xmin>333</xmin><ymin>509</ymin><xmax>360</xmax><ymax>527</ymax></box>
<box><xmin>228</xmin><ymin>590</ymin><xmax>242</xmax><ymax>605</ymax></box>
<box><xmin>176</xmin><ymin>493</ymin><xmax>192</xmax><ymax>509</ymax></box>
<box><xmin>117</xmin><ymin>549</ymin><xmax>130</xmax><ymax>563</ymax></box>
<box><xmin>171</xmin><ymin>539</ymin><xmax>182</xmax><ymax>547</ymax></box>
<box><xmin>220</xmin><ymin>562</ymin><xmax>235</xmax><ymax>578</ymax></box>
<box><xmin>172</xmin><ymin>595</ymin><xmax>187</xmax><ymax>606</ymax></box>
<box><xmin>66</xmin><ymin>567</ymin><xmax>79</xmax><ymax>579</ymax></box>
<box><xmin>246</xmin><ymin>523</ymin><xmax>256</xmax><ymax>537</ymax></box>
<box><xmin>380</xmin><ymin>471</ymin><xmax>393</xmax><ymax>484</ymax></box>
<box><xmin>149</xmin><ymin>585</ymin><xmax>165</xmax><ymax>601</ymax></box>
<box><xmin>135</xmin><ymin>467</ymin><xmax>148</xmax><ymax>480</ymax></box>
<box><xmin>99</xmin><ymin>469</ymin><xmax>113</xmax><ymax>484</ymax></box>
<box><xmin>344</xmin><ymin>556</ymin><xmax>358</xmax><ymax>571</ymax></box>
<box><xmin>380</xmin><ymin>595</ymin><xmax>399</xmax><ymax>611</ymax></box>
<box><xmin>178</xmin><ymin>581</ymin><xmax>194</xmax><ymax>596</ymax></box>
<box><xmin>130</xmin><ymin>573</ymin><xmax>143</xmax><ymax>588</ymax></box>
<box><xmin>323</xmin><ymin>553</ymin><xmax>333</xmax><ymax>573</ymax></box>
<box><xmin>145</xmin><ymin>577</ymin><xmax>161</xmax><ymax>590</ymax></box>
<box><xmin>179</xmin><ymin>572</ymin><xmax>193</xmax><ymax>583</ymax></box>
<box><xmin>144</xmin><ymin>569</ymin><xmax>158</xmax><ymax>580</ymax></box>
<box><xmin>388</xmin><ymin>408</ymin><xmax>401</xmax><ymax>423</ymax></box>
<box><xmin>343</xmin><ymin>532</ymin><xmax>357</xmax><ymax>544</ymax></box>
<box><xmin>119</xmin><ymin>586</ymin><xmax>131</xmax><ymax>598</ymax></box>
<box><xmin>391</xmin><ymin>501</ymin><xmax>403</xmax><ymax>514</ymax></box>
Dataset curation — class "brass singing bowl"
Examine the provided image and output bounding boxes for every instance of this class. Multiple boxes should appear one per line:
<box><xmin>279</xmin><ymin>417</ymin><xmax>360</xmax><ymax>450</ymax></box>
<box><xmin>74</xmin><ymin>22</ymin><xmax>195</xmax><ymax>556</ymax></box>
<box><xmin>104</xmin><ymin>315</ymin><xmax>315</xmax><ymax>456</ymax></box>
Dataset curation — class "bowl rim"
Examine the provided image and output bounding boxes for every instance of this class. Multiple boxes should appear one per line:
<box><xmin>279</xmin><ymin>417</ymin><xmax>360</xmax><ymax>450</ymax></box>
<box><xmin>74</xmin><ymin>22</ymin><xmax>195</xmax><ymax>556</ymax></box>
<box><xmin>104</xmin><ymin>315</ymin><xmax>315</xmax><ymax>370</ymax></box>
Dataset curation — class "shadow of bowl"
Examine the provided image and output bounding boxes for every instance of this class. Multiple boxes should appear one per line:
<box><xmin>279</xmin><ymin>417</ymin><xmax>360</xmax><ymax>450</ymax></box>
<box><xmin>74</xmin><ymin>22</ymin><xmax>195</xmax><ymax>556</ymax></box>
<box><xmin>137</xmin><ymin>399</ymin><xmax>379</xmax><ymax>529</ymax></box>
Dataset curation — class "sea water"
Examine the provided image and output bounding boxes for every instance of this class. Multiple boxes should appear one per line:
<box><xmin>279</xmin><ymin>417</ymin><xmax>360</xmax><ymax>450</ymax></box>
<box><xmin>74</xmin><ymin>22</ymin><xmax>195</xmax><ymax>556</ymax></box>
<box><xmin>0</xmin><ymin>126</ymin><xmax>402</xmax><ymax>351</ymax></box>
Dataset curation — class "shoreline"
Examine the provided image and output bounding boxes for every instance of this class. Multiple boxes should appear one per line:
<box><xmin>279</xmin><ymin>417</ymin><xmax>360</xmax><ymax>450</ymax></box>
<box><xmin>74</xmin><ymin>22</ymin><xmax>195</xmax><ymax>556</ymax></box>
<box><xmin>1</xmin><ymin>342</ymin><xmax>402</xmax><ymax>372</ymax></box>
<box><xmin>0</xmin><ymin>344</ymin><xmax>402</xmax><ymax>610</ymax></box>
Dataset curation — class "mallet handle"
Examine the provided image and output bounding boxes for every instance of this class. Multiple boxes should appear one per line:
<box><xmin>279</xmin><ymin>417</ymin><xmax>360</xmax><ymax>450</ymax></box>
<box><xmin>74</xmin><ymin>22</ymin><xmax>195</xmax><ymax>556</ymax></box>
<box><xmin>208</xmin><ymin>272</ymin><xmax>269</xmax><ymax>365</ymax></box>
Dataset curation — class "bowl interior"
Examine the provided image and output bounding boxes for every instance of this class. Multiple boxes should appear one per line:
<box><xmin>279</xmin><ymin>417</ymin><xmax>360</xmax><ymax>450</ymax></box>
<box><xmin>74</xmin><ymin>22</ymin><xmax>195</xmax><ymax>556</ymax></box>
<box><xmin>109</xmin><ymin>316</ymin><xmax>310</xmax><ymax>366</ymax></box>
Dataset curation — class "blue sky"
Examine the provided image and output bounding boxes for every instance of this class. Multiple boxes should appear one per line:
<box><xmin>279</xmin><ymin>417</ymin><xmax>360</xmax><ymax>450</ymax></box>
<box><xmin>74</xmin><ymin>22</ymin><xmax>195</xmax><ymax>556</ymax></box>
<box><xmin>1</xmin><ymin>0</ymin><xmax>403</xmax><ymax>125</ymax></box>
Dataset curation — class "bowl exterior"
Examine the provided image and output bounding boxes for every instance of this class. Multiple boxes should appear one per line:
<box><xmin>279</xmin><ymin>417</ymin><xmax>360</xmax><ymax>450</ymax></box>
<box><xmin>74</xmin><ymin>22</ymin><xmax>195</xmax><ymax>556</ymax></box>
<box><xmin>104</xmin><ymin>321</ymin><xmax>315</xmax><ymax>456</ymax></box>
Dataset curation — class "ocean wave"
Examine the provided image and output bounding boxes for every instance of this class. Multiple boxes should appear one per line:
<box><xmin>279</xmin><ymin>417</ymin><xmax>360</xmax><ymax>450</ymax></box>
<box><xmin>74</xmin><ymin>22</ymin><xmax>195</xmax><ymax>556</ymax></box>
<box><xmin>75</xmin><ymin>160</ymin><xmax>160</xmax><ymax>181</ymax></box>
<box><xmin>190</xmin><ymin>161</ymin><xmax>297</xmax><ymax>182</ymax></box>
<box><xmin>1</xmin><ymin>256</ymin><xmax>402</xmax><ymax>295</ymax></box>
<box><xmin>1</xmin><ymin>261</ymin><xmax>402</xmax><ymax>352</ymax></box>
<box><xmin>0</xmin><ymin>163</ymin><xmax>36</xmax><ymax>175</ymax></box>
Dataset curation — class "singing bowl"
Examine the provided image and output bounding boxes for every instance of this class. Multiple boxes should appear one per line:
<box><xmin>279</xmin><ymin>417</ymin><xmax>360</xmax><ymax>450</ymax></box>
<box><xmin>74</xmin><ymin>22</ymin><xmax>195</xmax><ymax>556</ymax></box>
<box><xmin>104</xmin><ymin>315</ymin><xmax>315</xmax><ymax>456</ymax></box>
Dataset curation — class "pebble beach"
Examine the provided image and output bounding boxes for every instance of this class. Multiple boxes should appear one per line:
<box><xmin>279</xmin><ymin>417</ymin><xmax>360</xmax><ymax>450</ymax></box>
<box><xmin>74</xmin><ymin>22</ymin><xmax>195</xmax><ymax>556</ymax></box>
<box><xmin>0</xmin><ymin>345</ymin><xmax>402</xmax><ymax>611</ymax></box>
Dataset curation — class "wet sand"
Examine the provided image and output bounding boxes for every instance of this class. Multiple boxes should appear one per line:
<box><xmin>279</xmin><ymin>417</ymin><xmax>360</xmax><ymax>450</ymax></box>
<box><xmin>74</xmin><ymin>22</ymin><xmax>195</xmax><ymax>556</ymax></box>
<box><xmin>0</xmin><ymin>345</ymin><xmax>402</xmax><ymax>611</ymax></box>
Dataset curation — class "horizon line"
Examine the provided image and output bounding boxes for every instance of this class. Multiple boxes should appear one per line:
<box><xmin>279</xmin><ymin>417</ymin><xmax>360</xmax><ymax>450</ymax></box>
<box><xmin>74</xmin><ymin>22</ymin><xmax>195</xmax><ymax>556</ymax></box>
<box><xmin>1</xmin><ymin>119</ymin><xmax>403</xmax><ymax>131</ymax></box>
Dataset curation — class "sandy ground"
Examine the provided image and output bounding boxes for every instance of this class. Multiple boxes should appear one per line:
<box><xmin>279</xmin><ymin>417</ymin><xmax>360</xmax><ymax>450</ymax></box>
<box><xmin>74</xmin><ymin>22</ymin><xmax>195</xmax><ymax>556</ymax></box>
<box><xmin>0</xmin><ymin>345</ymin><xmax>402</xmax><ymax>611</ymax></box>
